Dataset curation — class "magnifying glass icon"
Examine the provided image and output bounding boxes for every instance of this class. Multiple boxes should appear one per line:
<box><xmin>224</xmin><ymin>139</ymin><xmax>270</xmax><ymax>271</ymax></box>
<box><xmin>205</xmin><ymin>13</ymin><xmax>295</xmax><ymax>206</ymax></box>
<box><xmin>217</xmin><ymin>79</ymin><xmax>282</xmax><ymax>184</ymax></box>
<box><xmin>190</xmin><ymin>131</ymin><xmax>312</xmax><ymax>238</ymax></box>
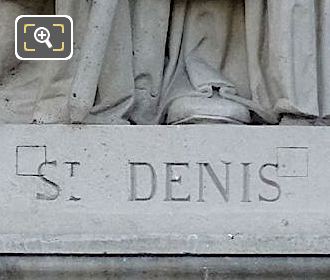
<box><xmin>34</xmin><ymin>27</ymin><xmax>53</xmax><ymax>49</ymax></box>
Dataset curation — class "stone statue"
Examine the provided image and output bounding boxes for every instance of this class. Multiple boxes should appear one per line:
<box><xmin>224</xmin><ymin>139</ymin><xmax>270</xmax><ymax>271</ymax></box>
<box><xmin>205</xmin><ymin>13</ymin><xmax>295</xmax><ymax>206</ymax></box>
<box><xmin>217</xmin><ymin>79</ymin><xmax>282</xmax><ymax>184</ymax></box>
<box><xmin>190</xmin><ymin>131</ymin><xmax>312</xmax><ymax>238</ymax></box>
<box><xmin>156</xmin><ymin>0</ymin><xmax>328</xmax><ymax>125</ymax></box>
<box><xmin>241</xmin><ymin>0</ymin><xmax>325</xmax><ymax>125</ymax></box>
<box><xmin>36</xmin><ymin>0</ymin><xmax>252</xmax><ymax>125</ymax></box>
<box><xmin>130</xmin><ymin>0</ymin><xmax>251</xmax><ymax>125</ymax></box>
<box><xmin>0</xmin><ymin>0</ymin><xmax>330</xmax><ymax>125</ymax></box>
<box><xmin>33</xmin><ymin>0</ymin><xmax>135</xmax><ymax>124</ymax></box>
<box><xmin>0</xmin><ymin>0</ymin><xmax>53</xmax><ymax>123</ymax></box>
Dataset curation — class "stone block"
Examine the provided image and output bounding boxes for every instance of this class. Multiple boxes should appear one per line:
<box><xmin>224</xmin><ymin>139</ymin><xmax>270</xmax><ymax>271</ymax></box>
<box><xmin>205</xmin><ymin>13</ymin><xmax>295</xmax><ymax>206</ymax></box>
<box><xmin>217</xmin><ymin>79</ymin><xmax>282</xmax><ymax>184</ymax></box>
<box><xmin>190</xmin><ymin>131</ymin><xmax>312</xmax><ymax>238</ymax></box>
<box><xmin>0</xmin><ymin>125</ymin><xmax>328</xmax><ymax>254</ymax></box>
<box><xmin>277</xmin><ymin>147</ymin><xmax>309</xmax><ymax>177</ymax></box>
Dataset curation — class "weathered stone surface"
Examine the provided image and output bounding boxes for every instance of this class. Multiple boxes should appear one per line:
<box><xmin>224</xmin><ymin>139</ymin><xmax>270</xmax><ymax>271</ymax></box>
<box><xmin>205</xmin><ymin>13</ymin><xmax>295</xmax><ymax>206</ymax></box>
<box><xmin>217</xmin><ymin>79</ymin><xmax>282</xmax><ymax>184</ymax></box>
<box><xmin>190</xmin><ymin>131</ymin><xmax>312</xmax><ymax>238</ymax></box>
<box><xmin>1</xmin><ymin>256</ymin><xmax>330</xmax><ymax>280</ymax></box>
<box><xmin>0</xmin><ymin>125</ymin><xmax>329</xmax><ymax>254</ymax></box>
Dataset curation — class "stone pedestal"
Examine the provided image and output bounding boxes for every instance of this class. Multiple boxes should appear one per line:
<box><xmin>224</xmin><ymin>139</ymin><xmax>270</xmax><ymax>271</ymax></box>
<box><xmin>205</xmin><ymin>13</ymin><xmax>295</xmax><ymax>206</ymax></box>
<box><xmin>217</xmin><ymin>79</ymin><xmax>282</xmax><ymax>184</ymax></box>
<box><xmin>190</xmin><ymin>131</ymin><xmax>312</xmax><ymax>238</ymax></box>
<box><xmin>0</xmin><ymin>125</ymin><xmax>327</xmax><ymax>255</ymax></box>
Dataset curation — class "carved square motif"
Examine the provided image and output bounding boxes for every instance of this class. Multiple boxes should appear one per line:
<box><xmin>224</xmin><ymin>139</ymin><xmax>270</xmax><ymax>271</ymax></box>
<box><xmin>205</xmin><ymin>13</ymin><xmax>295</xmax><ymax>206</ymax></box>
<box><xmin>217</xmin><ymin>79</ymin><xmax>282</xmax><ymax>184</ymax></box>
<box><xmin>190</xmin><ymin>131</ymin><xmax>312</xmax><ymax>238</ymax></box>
<box><xmin>277</xmin><ymin>147</ymin><xmax>309</xmax><ymax>178</ymax></box>
<box><xmin>16</xmin><ymin>146</ymin><xmax>47</xmax><ymax>176</ymax></box>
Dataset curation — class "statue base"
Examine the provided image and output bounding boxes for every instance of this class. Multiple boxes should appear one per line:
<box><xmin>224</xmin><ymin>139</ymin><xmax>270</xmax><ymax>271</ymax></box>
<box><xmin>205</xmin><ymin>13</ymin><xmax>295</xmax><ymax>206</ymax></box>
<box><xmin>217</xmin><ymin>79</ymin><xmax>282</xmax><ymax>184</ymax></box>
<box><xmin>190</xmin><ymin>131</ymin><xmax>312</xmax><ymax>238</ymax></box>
<box><xmin>0</xmin><ymin>125</ymin><xmax>328</xmax><ymax>254</ymax></box>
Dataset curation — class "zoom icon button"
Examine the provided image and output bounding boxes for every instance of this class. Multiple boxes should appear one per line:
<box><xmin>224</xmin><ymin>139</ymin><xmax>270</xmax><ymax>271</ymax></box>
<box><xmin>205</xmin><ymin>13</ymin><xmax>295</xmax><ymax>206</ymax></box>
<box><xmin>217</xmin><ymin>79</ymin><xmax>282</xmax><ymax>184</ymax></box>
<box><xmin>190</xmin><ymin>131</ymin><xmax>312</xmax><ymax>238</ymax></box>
<box><xmin>15</xmin><ymin>15</ymin><xmax>73</xmax><ymax>61</ymax></box>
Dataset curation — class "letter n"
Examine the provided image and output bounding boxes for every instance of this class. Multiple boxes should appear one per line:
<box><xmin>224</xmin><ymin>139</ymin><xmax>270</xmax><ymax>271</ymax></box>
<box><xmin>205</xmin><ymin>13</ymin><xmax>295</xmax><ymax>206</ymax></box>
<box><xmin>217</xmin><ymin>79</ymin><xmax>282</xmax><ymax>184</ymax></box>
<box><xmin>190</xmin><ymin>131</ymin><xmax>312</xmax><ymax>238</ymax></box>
<box><xmin>198</xmin><ymin>162</ymin><xmax>231</xmax><ymax>202</ymax></box>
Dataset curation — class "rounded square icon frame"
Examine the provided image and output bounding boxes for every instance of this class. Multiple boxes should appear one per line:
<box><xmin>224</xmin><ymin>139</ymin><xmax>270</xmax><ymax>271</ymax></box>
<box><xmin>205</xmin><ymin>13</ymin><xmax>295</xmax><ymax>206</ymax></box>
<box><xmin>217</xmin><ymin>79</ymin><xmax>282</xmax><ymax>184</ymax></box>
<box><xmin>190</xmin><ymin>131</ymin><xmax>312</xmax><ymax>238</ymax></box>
<box><xmin>15</xmin><ymin>15</ymin><xmax>73</xmax><ymax>61</ymax></box>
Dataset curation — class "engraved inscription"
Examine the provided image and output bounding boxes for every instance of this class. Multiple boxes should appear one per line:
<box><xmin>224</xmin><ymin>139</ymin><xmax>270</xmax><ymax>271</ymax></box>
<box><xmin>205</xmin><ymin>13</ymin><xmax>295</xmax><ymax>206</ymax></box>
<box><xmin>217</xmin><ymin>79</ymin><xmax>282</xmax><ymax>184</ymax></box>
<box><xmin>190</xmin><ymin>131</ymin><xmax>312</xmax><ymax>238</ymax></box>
<box><xmin>259</xmin><ymin>164</ymin><xmax>281</xmax><ymax>202</ymax></box>
<box><xmin>198</xmin><ymin>162</ymin><xmax>231</xmax><ymax>203</ymax></box>
<box><xmin>15</xmin><ymin>145</ymin><xmax>307</xmax><ymax>204</ymax></box>
<box><xmin>128</xmin><ymin>161</ymin><xmax>282</xmax><ymax>203</ymax></box>
<box><xmin>37</xmin><ymin>160</ymin><xmax>60</xmax><ymax>201</ymax></box>
<box><xmin>129</xmin><ymin>162</ymin><xmax>157</xmax><ymax>201</ymax></box>
<box><xmin>241</xmin><ymin>163</ymin><xmax>252</xmax><ymax>203</ymax></box>
<box><xmin>164</xmin><ymin>163</ymin><xmax>190</xmax><ymax>202</ymax></box>
<box><xmin>16</xmin><ymin>145</ymin><xmax>81</xmax><ymax>201</ymax></box>
<box><xmin>64</xmin><ymin>161</ymin><xmax>81</xmax><ymax>177</ymax></box>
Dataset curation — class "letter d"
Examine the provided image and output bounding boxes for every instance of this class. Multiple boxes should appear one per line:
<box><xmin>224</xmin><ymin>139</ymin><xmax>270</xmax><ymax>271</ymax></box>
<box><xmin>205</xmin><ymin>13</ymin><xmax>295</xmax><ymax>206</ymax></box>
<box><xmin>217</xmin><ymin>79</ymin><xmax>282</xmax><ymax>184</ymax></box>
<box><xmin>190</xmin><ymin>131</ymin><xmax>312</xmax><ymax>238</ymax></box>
<box><xmin>129</xmin><ymin>162</ymin><xmax>157</xmax><ymax>201</ymax></box>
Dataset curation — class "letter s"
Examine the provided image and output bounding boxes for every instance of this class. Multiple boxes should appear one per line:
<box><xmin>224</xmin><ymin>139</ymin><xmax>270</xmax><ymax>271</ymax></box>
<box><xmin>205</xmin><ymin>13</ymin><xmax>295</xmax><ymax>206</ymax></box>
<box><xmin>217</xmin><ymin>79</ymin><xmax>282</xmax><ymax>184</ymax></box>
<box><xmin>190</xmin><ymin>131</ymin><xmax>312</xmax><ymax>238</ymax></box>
<box><xmin>259</xmin><ymin>164</ymin><xmax>281</xmax><ymax>202</ymax></box>
<box><xmin>37</xmin><ymin>161</ymin><xmax>61</xmax><ymax>201</ymax></box>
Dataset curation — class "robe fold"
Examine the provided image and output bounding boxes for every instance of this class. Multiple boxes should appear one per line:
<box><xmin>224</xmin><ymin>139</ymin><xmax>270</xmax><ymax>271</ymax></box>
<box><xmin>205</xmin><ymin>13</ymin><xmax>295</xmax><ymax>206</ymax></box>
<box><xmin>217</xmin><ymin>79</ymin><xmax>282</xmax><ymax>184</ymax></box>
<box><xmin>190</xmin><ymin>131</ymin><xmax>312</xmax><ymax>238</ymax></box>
<box><xmin>0</xmin><ymin>0</ymin><xmax>329</xmax><ymax>124</ymax></box>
